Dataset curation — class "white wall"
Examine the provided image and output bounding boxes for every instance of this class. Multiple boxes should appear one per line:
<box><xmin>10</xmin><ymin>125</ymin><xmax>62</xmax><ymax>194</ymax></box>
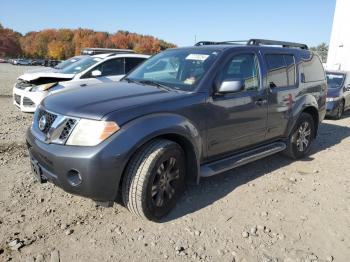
<box><xmin>327</xmin><ymin>0</ymin><xmax>350</xmax><ymax>71</ymax></box>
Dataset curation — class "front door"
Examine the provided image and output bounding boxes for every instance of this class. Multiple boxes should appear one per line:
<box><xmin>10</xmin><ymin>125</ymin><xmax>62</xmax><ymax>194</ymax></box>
<box><xmin>206</xmin><ymin>52</ymin><xmax>268</xmax><ymax>160</ymax></box>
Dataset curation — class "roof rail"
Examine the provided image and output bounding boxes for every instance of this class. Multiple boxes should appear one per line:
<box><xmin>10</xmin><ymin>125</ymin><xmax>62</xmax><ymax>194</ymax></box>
<box><xmin>194</xmin><ymin>40</ymin><xmax>247</xmax><ymax>46</ymax></box>
<box><xmin>195</xmin><ymin>39</ymin><xmax>308</xmax><ymax>50</ymax></box>
<box><xmin>247</xmin><ymin>39</ymin><xmax>308</xmax><ymax>49</ymax></box>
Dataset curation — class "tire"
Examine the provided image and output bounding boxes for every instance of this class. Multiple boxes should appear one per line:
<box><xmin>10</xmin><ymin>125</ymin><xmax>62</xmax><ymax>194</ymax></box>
<box><xmin>334</xmin><ymin>100</ymin><xmax>344</xmax><ymax>120</ymax></box>
<box><xmin>284</xmin><ymin>113</ymin><xmax>315</xmax><ymax>159</ymax></box>
<box><xmin>122</xmin><ymin>139</ymin><xmax>186</xmax><ymax>221</ymax></box>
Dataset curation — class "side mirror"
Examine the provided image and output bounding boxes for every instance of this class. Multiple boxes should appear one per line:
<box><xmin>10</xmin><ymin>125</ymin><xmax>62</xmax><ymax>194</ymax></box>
<box><xmin>91</xmin><ymin>70</ymin><xmax>102</xmax><ymax>77</ymax></box>
<box><xmin>217</xmin><ymin>80</ymin><xmax>245</xmax><ymax>94</ymax></box>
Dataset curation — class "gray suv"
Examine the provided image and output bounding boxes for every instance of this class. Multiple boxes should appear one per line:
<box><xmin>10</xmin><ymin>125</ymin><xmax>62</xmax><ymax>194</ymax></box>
<box><xmin>26</xmin><ymin>39</ymin><xmax>327</xmax><ymax>221</ymax></box>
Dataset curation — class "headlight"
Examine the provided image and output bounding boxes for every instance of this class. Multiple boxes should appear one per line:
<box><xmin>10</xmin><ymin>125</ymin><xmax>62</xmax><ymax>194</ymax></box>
<box><xmin>31</xmin><ymin>82</ymin><xmax>57</xmax><ymax>92</ymax></box>
<box><xmin>326</xmin><ymin>97</ymin><xmax>340</xmax><ymax>102</ymax></box>
<box><xmin>66</xmin><ymin>119</ymin><xmax>120</xmax><ymax>146</ymax></box>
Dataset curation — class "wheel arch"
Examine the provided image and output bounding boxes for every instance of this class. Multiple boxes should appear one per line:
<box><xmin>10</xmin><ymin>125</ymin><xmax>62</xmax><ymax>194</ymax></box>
<box><xmin>115</xmin><ymin>113</ymin><xmax>202</xmax><ymax>195</ymax></box>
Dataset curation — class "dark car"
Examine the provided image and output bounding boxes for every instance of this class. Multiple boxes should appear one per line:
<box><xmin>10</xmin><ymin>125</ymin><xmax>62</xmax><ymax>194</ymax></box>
<box><xmin>325</xmin><ymin>70</ymin><xmax>350</xmax><ymax>119</ymax></box>
<box><xmin>26</xmin><ymin>39</ymin><xmax>327</xmax><ymax>221</ymax></box>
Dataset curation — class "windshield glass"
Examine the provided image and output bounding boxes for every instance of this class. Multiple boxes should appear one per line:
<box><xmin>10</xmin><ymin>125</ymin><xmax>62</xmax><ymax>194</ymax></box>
<box><xmin>326</xmin><ymin>73</ymin><xmax>345</xmax><ymax>89</ymax></box>
<box><xmin>55</xmin><ymin>56</ymin><xmax>84</xmax><ymax>69</ymax></box>
<box><xmin>125</xmin><ymin>49</ymin><xmax>221</xmax><ymax>91</ymax></box>
<box><xmin>61</xmin><ymin>57</ymin><xmax>102</xmax><ymax>74</ymax></box>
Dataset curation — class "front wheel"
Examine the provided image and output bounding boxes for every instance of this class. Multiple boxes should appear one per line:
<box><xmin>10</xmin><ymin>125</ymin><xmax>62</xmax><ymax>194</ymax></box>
<box><xmin>122</xmin><ymin>139</ymin><xmax>185</xmax><ymax>221</ymax></box>
<box><xmin>334</xmin><ymin>100</ymin><xmax>344</xmax><ymax>120</ymax></box>
<box><xmin>284</xmin><ymin>113</ymin><xmax>315</xmax><ymax>159</ymax></box>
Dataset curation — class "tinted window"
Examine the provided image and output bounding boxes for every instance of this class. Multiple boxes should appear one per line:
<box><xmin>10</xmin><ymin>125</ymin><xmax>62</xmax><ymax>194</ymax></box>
<box><xmin>266</xmin><ymin>54</ymin><xmax>296</xmax><ymax>88</ymax></box>
<box><xmin>125</xmin><ymin>57</ymin><xmax>146</xmax><ymax>74</ymax></box>
<box><xmin>266</xmin><ymin>54</ymin><xmax>287</xmax><ymax>88</ymax></box>
<box><xmin>284</xmin><ymin>55</ymin><xmax>296</xmax><ymax>86</ymax></box>
<box><xmin>220</xmin><ymin>53</ymin><xmax>260</xmax><ymax>91</ymax></box>
<box><xmin>95</xmin><ymin>58</ymin><xmax>124</xmax><ymax>76</ymax></box>
<box><xmin>302</xmin><ymin>54</ymin><xmax>325</xmax><ymax>82</ymax></box>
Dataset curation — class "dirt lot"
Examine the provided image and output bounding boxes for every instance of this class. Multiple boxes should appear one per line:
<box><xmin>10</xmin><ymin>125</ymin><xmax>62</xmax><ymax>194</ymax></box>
<box><xmin>0</xmin><ymin>63</ymin><xmax>349</xmax><ymax>262</ymax></box>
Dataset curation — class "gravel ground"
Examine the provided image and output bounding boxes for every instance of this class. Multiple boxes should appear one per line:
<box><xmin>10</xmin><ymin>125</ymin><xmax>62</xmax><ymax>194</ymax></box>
<box><xmin>0</xmin><ymin>63</ymin><xmax>349</xmax><ymax>262</ymax></box>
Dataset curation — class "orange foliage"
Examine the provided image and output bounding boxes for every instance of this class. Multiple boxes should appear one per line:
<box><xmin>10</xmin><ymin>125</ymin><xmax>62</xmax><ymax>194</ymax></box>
<box><xmin>15</xmin><ymin>27</ymin><xmax>176</xmax><ymax>59</ymax></box>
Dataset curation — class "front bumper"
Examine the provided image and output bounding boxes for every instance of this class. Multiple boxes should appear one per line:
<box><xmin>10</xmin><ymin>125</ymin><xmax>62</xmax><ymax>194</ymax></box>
<box><xmin>13</xmin><ymin>87</ymin><xmax>47</xmax><ymax>113</ymax></box>
<box><xmin>326</xmin><ymin>99</ymin><xmax>342</xmax><ymax>117</ymax></box>
<box><xmin>26</xmin><ymin>129</ymin><xmax>127</xmax><ymax>202</ymax></box>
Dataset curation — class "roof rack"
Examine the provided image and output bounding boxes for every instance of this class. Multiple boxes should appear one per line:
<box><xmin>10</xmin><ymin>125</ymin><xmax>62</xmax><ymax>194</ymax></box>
<box><xmin>247</xmin><ymin>39</ymin><xmax>308</xmax><ymax>50</ymax></box>
<box><xmin>194</xmin><ymin>39</ymin><xmax>308</xmax><ymax>50</ymax></box>
<box><xmin>195</xmin><ymin>40</ymin><xmax>247</xmax><ymax>46</ymax></box>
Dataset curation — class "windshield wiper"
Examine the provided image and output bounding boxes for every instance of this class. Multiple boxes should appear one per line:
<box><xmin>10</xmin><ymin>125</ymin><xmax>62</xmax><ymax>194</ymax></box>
<box><xmin>138</xmin><ymin>80</ymin><xmax>173</xmax><ymax>91</ymax></box>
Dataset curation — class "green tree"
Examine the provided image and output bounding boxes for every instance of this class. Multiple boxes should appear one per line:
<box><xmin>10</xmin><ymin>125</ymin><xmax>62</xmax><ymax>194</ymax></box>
<box><xmin>310</xmin><ymin>43</ymin><xmax>328</xmax><ymax>63</ymax></box>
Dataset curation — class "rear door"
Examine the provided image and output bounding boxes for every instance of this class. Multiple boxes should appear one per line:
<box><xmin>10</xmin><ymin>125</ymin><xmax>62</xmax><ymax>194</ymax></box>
<box><xmin>263</xmin><ymin>53</ymin><xmax>298</xmax><ymax>139</ymax></box>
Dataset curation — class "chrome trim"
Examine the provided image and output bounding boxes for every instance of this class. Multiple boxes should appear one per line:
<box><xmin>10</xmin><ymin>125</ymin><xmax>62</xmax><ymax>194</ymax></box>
<box><xmin>31</xmin><ymin>106</ymin><xmax>80</xmax><ymax>144</ymax></box>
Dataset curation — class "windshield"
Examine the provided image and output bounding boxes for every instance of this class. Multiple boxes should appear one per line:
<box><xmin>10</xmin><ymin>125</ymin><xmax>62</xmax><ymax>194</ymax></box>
<box><xmin>55</xmin><ymin>56</ymin><xmax>84</xmax><ymax>69</ymax></box>
<box><xmin>124</xmin><ymin>49</ymin><xmax>220</xmax><ymax>91</ymax></box>
<box><xmin>326</xmin><ymin>73</ymin><xmax>345</xmax><ymax>89</ymax></box>
<box><xmin>61</xmin><ymin>56</ymin><xmax>102</xmax><ymax>74</ymax></box>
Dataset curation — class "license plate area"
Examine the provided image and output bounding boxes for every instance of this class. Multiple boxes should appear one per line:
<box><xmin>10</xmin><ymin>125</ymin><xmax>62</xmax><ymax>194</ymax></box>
<box><xmin>29</xmin><ymin>150</ymin><xmax>47</xmax><ymax>183</ymax></box>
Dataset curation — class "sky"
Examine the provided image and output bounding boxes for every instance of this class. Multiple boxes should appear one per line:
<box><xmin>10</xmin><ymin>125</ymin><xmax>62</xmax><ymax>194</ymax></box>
<box><xmin>0</xmin><ymin>0</ymin><xmax>336</xmax><ymax>47</ymax></box>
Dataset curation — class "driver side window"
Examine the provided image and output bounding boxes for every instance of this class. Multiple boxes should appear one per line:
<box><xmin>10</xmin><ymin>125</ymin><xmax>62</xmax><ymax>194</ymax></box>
<box><xmin>219</xmin><ymin>53</ymin><xmax>260</xmax><ymax>92</ymax></box>
<box><xmin>83</xmin><ymin>58</ymin><xmax>125</xmax><ymax>78</ymax></box>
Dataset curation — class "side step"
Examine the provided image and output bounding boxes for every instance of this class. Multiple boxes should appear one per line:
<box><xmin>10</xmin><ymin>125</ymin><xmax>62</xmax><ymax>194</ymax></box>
<box><xmin>200</xmin><ymin>142</ymin><xmax>286</xmax><ymax>177</ymax></box>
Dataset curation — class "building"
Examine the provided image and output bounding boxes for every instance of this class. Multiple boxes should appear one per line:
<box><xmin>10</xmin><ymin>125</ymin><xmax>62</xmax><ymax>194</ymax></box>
<box><xmin>327</xmin><ymin>0</ymin><xmax>350</xmax><ymax>71</ymax></box>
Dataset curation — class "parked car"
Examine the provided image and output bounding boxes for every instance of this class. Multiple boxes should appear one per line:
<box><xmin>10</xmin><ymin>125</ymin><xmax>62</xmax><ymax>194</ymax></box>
<box><xmin>13</xmin><ymin>59</ymin><xmax>32</xmax><ymax>65</ymax></box>
<box><xmin>325</xmin><ymin>70</ymin><xmax>350</xmax><ymax>119</ymax></box>
<box><xmin>13</xmin><ymin>53</ymin><xmax>149</xmax><ymax>112</ymax></box>
<box><xmin>0</xmin><ymin>58</ymin><xmax>7</xmax><ymax>63</ymax></box>
<box><xmin>26</xmin><ymin>39</ymin><xmax>326</xmax><ymax>221</ymax></box>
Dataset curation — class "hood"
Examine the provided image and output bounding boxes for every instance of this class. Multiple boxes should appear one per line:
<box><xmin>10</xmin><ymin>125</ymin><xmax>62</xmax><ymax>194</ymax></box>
<box><xmin>327</xmin><ymin>87</ymin><xmax>342</xmax><ymax>98</ymax></box>
<box><xmin>18</xmin><ymin>72</ymin><xmax>75</xmax><ymax>82</ymax></box>
<box><xmin>24</xmin><ymin>67</ymin><xmax>58</xmax><ymax>74</ymax></box>
<box><xmin>42</xmin><ymin>82</ymin><xmax>188</xmax><ymax>120</ymax></box>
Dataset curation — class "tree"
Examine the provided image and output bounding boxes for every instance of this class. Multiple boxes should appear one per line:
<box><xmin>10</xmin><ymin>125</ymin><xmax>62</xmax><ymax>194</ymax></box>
<box><xmin>2</xmin><ymin>22</ymin><xmax>177</xmax><ymax>59</ymax></box>
<box><xmin>0</xmin><ymin>24</ymin><xmax>22</xmax><ymax>57</ymax></box>
<box><xmin>310</xmin><ymin>43</ymin><xmax>328</xmax><ymax>62</ymax></box>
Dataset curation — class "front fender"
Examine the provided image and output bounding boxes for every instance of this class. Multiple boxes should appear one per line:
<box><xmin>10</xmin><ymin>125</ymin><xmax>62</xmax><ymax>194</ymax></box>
<box><xmin>107</xmin><ymin>113</ymin><xmax>203</xmax><ymax>185</ymax></box>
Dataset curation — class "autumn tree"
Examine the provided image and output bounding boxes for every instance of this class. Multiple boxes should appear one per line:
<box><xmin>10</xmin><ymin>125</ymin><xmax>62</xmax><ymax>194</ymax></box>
<box><xmin>3</xmin><ymin>23</ymin><xmax>177</xmax><ymax>59</ymax></box>
<box><xmin>0</xmin><ymin>23</ymin><xmax>22</xmax><ymax>58</ymax></box>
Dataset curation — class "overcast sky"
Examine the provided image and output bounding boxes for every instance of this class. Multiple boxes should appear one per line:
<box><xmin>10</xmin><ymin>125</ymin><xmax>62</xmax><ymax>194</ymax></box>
<box><xmin>1</xmin><ymin>0</ymin><xmax>336</xmax><ymax>47</ymax></box>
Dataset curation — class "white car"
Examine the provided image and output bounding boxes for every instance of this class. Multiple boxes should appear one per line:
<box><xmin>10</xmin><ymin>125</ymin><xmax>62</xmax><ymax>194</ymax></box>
<box><xmin>13</xmin><ymin>53</ymin><xmax>149</xmax><ymax>112</ymax></box>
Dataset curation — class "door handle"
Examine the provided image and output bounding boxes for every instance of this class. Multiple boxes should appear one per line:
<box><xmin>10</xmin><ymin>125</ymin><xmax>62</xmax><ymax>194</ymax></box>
<box><xmin>255</xmin><ymin>99</ymin><xmax>267</xmax><ymax>106</ymax></box>
<box><xmin>80</xmin><ymin>84</ymin><xmax>87</xmax><ymax>87</ymax></box>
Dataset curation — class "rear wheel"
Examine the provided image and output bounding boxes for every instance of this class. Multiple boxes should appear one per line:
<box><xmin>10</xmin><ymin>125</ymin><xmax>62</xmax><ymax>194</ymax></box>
<box><xmin>284</xmin><ymin>113</ymin><xmax>315</xmax><ymax>159</ymax></box>
<box><xmin>122</xmin><ymin>139</ymin><xmax>185</xmax><ymax>221</ymax></box>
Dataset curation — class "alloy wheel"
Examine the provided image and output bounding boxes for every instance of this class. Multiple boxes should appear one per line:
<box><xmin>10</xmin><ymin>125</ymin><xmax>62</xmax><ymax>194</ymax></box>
<box><xmin>151</xmin><ymin>157</ymin><xmax>180</xmax><ymax>207</ymax></box>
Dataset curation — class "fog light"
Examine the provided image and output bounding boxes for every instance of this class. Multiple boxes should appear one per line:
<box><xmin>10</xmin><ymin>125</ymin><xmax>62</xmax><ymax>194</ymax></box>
<box><xmin>67</xmin><ymin>169</ymin><xmax>82</xmax><ymax>186</ymax></box>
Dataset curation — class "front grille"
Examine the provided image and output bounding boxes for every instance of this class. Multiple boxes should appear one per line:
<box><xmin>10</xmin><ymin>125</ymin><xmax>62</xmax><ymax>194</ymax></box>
<box><xmin>37</xmin><ymin>109</ymin><xmax>57</xmax><ymax>134</ymax></box>
<box><xmin>59</xmin><ymin>119</ymin><xmax>77</xmax><ymax>140</ymax></box>
<box><xmin>23</xmin><ymin>97</ymin><xmax>34</xmax><ymax>106</ymax></box>
<box><xmin>14</xmin><ymin>94</ymin><xmax>21</xmax><ymax>104</ymax></box>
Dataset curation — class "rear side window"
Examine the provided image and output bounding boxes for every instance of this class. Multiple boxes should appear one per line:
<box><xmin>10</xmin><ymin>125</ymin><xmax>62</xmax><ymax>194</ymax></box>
<box><xmin>125</xmin><ymin>57</ymin><xmax>146</xmax><ymax>74</ymax></box>
<box><xmin>301</xmin><ymin>54</ymin><xmax>325</xmax><ymax>82</ymax></box>
<box><xmin>266</xmin><ymin>54</ymin><xmax>296</xmax><ymax>88</ymax></box>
